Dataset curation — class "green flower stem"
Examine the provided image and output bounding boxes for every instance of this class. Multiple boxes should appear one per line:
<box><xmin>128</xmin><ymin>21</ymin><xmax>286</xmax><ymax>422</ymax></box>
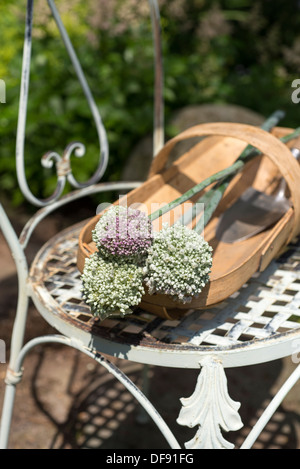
<box><xmin>149</xmin><ymin>109</ymin><xmax>300</xmax><ymax>228</ymax></box>
<box><xmin>193</xmin><ymin>179</ymin><xmax>229</xmax><ymax>232</ymax></box>
<box><xmin>149</xmin><ymin>159</ymin><xmax>245</xmax><ymax>222</ymax></box>
<box><xmin>280</xmin><ymin>127</ymin><xmax>300</xmax><ymax>143</ymax></box>
<box><xmin>237</xmin><ymin>109</ymin><xmax>285</xmax><ymax>163</ymax></box>
<box><xmin>186</xmin><ymin>120</ymin><xmax>300</xmax><ymax>232</ymax></box>
<box><xmin>175</xmin><ymin>109</ymin><xmax>286</xmax><ymax>227</ymax></box>
<box><xmin>193</xmin><ymin>125</ymin><xmax>300</xmax><ymax>231</ymax></box>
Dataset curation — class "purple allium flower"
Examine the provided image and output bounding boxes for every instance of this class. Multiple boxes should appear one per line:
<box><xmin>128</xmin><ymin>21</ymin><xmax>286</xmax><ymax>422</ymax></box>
<box><xmin>92</xmin><ymin>206</ymin><xmax>153</xmax><ymax>262</ymax></box>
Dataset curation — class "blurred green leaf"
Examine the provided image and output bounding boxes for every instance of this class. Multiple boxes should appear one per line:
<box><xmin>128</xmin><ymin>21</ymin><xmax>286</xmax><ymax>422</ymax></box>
<box><xmin>0</xmin><ymin>0</ymin><xmax>300</xmax><ymax>208</ymax></box>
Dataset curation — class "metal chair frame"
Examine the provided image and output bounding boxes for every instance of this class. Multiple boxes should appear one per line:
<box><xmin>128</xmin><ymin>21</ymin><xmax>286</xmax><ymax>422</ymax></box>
<box><xmin>1</xmin><ymin>0</ymin><xmax>300</xmax><ymax>450</ymax></box>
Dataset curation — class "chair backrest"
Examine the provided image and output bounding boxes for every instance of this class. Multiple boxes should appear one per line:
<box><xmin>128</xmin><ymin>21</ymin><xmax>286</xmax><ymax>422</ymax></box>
<box><xmin>16</xmin><ymin>0</ymin><xmax>164</xmax><ymax>208</ymax></box>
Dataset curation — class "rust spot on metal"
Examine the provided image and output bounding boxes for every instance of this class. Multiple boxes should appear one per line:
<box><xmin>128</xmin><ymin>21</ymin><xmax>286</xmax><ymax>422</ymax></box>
<box><xmin>56</xmin><ymin>157</ymin><xmax>71</xmax><ymax>177</ymax></box>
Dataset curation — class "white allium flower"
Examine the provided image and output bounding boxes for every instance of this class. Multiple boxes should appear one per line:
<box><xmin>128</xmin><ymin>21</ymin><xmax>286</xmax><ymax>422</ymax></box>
<box><xmin>81</xmin><ymin>252</ymin><xmax>145</xmax><ymax>320</ymax></box>
<box><xmin>144</xmin><ymin>223</ymin><xmax>213</xmax><ymax>303</ymax></box>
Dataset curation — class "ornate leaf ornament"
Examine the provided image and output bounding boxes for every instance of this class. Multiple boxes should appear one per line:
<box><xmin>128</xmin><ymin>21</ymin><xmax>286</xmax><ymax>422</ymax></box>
<box><xmin>177</xmin><ymin>357</ymin><xmax>243</xmax><ymax>449</ymax></box>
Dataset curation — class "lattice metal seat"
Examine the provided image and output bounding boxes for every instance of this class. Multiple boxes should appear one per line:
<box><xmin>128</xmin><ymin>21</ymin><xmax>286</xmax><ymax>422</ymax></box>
<box><xmin>1</xmin><ymin>0</ymin><xmax>300</xmax><ymax>450</ymax></box>
<box><xmin>28</xmin><ymin>220</ymin><xmax>300</xmax><ymax>370</ymax></box>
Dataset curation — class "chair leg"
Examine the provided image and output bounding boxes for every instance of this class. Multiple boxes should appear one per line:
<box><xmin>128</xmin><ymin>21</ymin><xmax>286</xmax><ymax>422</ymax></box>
<box><xmin>0</xmin><ymin>368</ymin><xmax>24</xmax><ymax>449</ymax></box>
<box><xmin>0</xmin><ymin>293</ymin><xmax>29</xmax><ymax>449</ymax></box>
<box><xmin>136</xmin><ymin>364</ymin><xmax>151</xmax><ymax>424</ymax></box>
<box><xmin>240</xmin><ymin>363</ymin><xmax>300</xmax><ymax>449</ymax></box>
<box><xmin>0</xmin><ymin>205</ymin><xmax>30</xmax><ymax>448</ymax></box>
<box><xmin>0</xmin><ymin>290</ymin><xmax>29</xmax><ymax>449</ymax></box>
<box><xmin>2</xmin><ymin>334</ymin><xmax>181</xmax><ymax>449</ymax></box>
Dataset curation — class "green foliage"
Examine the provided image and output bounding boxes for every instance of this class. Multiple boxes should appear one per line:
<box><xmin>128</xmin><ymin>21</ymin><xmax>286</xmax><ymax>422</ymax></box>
<box><xmin>1</xmin><ymin>0</ymin><xmax>300</xmax><ymax>207</ymax></box>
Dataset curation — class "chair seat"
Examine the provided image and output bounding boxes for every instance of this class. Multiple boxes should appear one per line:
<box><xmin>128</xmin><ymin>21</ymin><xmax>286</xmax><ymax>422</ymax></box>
<box><xmin>28</xmin><ymin>220</ymin><xmax>300</xmax><ymax>369</ymax></box>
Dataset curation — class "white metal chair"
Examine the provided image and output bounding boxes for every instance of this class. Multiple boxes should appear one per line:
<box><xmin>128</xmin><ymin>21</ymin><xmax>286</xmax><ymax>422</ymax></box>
<box><xmin>1</xmin><ymin>0</ymin><xmax>300</xmax><ymax>450</ymax></box>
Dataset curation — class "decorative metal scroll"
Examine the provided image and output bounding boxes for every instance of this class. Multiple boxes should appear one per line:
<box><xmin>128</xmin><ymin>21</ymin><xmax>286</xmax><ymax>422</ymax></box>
<box><xmin>17</xmin><ymin>0</ymin><xmax>164</xmax><ymax>207</ymax></box>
